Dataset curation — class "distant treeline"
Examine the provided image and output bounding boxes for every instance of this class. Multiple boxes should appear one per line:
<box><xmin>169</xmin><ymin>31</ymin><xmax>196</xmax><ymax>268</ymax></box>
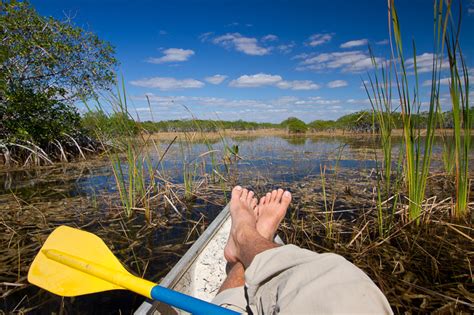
<box><xmin>307</xmin><ymin>109</ymin><xmax>474</xmax><ymax>132</ymax></box>
<box><xmin>82</xmin><ymin>109</ymin><xmax>474</xmax><ymax>135</ymax></box>
<box><xmin>141</xmin><ymin>119</ymin><xmax>278</xmax><ymax>132</ymax></box>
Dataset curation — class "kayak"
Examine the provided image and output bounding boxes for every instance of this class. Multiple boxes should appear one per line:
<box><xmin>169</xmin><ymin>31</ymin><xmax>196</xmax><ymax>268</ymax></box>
<box><xmin>135</xmin><ymin>203</ymin><xmax>232</xmax><ymax>315</ymax></box>
<box><xmin>135</xmin><ymin>203</ymin><xmax>282</xmax><ymax>314</ymax></box>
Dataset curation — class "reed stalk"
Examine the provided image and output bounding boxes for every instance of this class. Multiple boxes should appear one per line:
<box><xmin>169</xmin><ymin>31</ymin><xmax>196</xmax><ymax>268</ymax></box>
<box><xmin>445</xmin><ymin>16</ymin><xmax>471</xmax><ymax>217</ymax></box>
<box><xmin>319</xmin><ymin>145</ymin><xmax>344</xmax><ymax>239</ymax></box>
<box><xmin>364</xmin><ymin>50</ymin><xmax>397</xmax><ymax>236</ymax></box>
<box><xmin>389</xmin><ymin>0</ymin><xmax>450</xmax><ymax>224</ymax></box>
<box><xmin>84</xmin><ymin>82</ymin><xmax>159</xmax><ymax>221</ymax></box>
<box><xmin>438</xmin><ymin>107</ymin><xmax>455</xmax><ymax>175</ymax></box>
<box><xmin>319</xmin><ymin>164</ymin><xmax>333</xmax><ymax>238</ymax></box>
<box><xmin>180</xmin><ymin>134</ymin><xmax>199</xmax><ymax>201</ymax></box>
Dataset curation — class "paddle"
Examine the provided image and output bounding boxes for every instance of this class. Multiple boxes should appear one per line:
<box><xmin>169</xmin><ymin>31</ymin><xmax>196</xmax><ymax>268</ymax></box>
<box><xmin>28</xmin><ymin>225</ymin><xmax>239</xmax><ymax>315</ymax></box>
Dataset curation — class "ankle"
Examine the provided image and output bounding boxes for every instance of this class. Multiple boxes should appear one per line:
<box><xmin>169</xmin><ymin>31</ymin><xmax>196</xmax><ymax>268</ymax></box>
<box><xmin>226</xmin><ymin>261</ymin><xmax>244</xmax><ymax>275</ymax></box>
<box><xmin>234</xmin><ymin>223</ymin><xmax>257</xmax><ymax>247</ymax></box>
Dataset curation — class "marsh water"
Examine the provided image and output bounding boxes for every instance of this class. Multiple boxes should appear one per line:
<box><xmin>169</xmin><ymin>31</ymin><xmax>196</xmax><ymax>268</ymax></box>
<box><xmin>0</xmin><ymin>134</ymin><xmax>468</xmax><ymax>314</ymax></box>
<box><xmin>1</xmin><ymin>135</ymin><xmax>387</xmax><ymax>194</ymax></box>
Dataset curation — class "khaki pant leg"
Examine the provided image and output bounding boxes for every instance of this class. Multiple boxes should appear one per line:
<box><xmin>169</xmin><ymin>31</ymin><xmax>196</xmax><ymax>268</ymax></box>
<box><xmin>212</xmin><ymin>286</ymin><xmax>247</xmax><ymax>313</ymax></box>
<box><xmin>244</xmin><ymin>245</ymin><xmax>393</xmax><ymax>315</ymax></box>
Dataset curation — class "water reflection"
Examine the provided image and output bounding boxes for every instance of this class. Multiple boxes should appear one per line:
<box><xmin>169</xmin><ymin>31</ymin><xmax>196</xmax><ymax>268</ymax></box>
<box><xmin>0</xmin><ymin>134</ymin><xmax>466</xmax><ymax>197</ymax></box>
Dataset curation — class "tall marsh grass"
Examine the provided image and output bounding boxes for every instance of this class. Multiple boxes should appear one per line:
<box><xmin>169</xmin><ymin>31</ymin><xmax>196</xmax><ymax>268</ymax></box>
<box><xmin>439</xmin><ymin>108</ymin><xmax>455</xmax><ymax>175</ymax></box>
<box><xmin>84</xmin><ymin>84</ymin><xmax>239</xmax><ymax>221</ymax></box>
<box><xmin>387</xmin><ymin>0</ymin><xmax>449</xmax><ymax>223</ymax></box>
<box><xmin>84</xmin><ymin>84</ymin><xmax>159</xmax><ymax>221</ymax></box>
<box><xmin>364</xmin><ymin>51</ymin><xmax>397</xmax><ymax>235</ymax></box>
<box><xmin>368</xmin><ymin>0</ymin><xmax>470</xmax><ymax>224</ymax></box>
<box><xmin>445</xmin><ymin>22</ymin><xmax>471</xmax><ymax>217</ymax></box>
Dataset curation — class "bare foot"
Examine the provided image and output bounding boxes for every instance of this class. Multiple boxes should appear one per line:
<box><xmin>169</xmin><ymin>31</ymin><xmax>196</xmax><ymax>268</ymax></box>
<box><xmin>224</xmin><ymin>186</ymin><xmax>258</xmax><ymax>263</ymax></box>
<box><xmin>256</xmin><ymin>189</ymin><xmax>291</xmax><ymax>240</ymax></box>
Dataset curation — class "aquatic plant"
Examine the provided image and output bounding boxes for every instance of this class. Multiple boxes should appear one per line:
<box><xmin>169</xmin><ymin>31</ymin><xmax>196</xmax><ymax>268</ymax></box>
<box><xmin>438</xmin><ymin>107</ymin><xmax>456</xmax><ymax>175</ymax></box>
<box><xmin>445</xmin><ymin>21</ymin><xmax>471</xmax><ymax>218</ymax></box>
<box><xmin>364</xmin><ymin>51</ymin><xmax>397</xmax><ymax>236</ymax></box>
<box><xmin>179</xmin><ymin>132</ymin><xmax>200</xmax><ymax>201</ymax></box>
<box><xmin>388</xmin><ymin>0</ymin><xmax>449</xmax><ymax>223</ymax></box>
<box><xmin>319</xmin><ymin>164</ymin><xmax>332</xmax><ymax>238</ymax></box>
<box><xmin>83</xmin><ymin>81</ymin><xmax>159</xmax><ymax>221</ymax></box>
<box><xmin>89</xmin><ymin>86</ymin><xmax>239</xmax><ymax>215</ymax></box>
<box><xmin>319</xmin><ymin>145</ymin><xmax>345</xmax><ymax>239</ymax></box>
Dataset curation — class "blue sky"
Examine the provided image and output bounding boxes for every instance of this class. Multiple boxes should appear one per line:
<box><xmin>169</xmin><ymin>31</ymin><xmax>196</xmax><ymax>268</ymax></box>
<box><xmin>31</xmin><ymin>0</ymin><xmax>474</xmax><ymax>123</ymax></box>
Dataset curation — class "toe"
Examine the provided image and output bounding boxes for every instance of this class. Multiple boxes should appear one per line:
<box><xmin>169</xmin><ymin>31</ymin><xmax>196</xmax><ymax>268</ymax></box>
<box><xmin>247</xmin><ymin>190</ymin><xmax>255</xmax><ymax>204</ymax></box>
<box><xmin>281</xmin><ymin>190</ymin><xmax>292</xmax><ymax>208</ymax></box>
<box><xmin>266</xmin><ymin>192</ymin><xmax>272</xmax><ymax>203</ymax></box>
<box><xmin>259</xmin><ymin>196</ymin><xmax>266</xmax><ymax>206</ymax></box>
<box><xmin>231</xmin><ymin>186</ymin><xmax>243</xmax><ymax>204</ymax></box>
<box><xmin>240</xmin><ymin>188</ymin><xmax>248</xmax><ymax>201</ymax></box>
<box><xmin>276</xmin><ymin>188</ymin><xmax>284</xmax><ymax>202</ymax></box>
<box><xmin>270</xmin><ymin>189</ymin><xmax>277</xmax><ymax>202</ymax></box>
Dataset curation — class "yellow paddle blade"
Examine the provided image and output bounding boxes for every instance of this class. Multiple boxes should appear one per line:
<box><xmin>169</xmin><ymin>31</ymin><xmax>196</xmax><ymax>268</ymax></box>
<box><xmin>28</xmin><ymin>225</ymin><xmax>128</xmax><ymax>297</ymax></box>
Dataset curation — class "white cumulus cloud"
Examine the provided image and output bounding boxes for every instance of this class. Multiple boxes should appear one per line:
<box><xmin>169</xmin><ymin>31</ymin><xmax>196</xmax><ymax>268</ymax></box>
<box><xmin>406</xmin><ymin>53</ymin><xmax>449</xmax><ymax>73</ymax></box>
<box><xmin>276</xmin><ymin>80</ymin><xmax>320</xmax><ymax>90</ymax></box>
<box><xmin>262</xmin><ymin>34</ymin><xmax>278</xmax><ymax>42</ymax></box>
<box><xmin>229</xmin><ymin>73</ymin><xmax>320</xmax><ymax>90</ymax></box>
<box><xmin>422</xmin><ymin>77</ymin><xmax>461</xmax><ymax>87</ymax></box>
<box><xmin>130</xmin><ymin>77</ymin><xmax>205</xmax><ymax>90</ymax></box>
<box><xmin>327</xmin><ymin>80</ymin><xmax>348</xmax><ymax>88</ymax></box>
<box><xmin>340</xmin><ymin>39</ymin><xmax>368</xmax><ymax>48</ymax></box>
<box><xmin>211</xmin><ymin>33</ymin><xmax>270</xmax><ymax>56</ymax></box>
<box><xmin>277</xmin><ymin>42</ymin><xmax>295</xmax><ymax>54</ymax></box>
<box><xmin>307</xmin><ymin>33</ymin><xmax>333</xmax><ymax>47</ymax></box>
<box><xmin>295</xmin><ymin>50</ymin><xmax>381</xmax><ymax>73</ymax></box>
<box><xmin>229</xmin><ymin>73</ymin><xmax>282</xmax><ymax>87</ymax></box>
<box><xmin>204</xmin><ymin>74</ymin><xmax>228</xmax><ymax>85</ymax></box>
<box><xmin>147</xmin><ymin>48</ymin><xmax>195</xmax><ymax>64</ymax></box>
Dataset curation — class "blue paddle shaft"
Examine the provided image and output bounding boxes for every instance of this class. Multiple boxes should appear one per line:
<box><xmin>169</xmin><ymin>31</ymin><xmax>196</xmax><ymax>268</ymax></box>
<box><xmin>150</xmin><ymin>285</ymin><xmax>240</xmax><ymax>315</ymax></box>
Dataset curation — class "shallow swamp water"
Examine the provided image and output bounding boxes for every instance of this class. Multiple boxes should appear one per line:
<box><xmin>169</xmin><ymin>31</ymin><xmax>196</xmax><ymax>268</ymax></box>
<box><xmin>1</xmin><ymin>134</ymin><xmax>472</xmax><ymax>314</ymax></box>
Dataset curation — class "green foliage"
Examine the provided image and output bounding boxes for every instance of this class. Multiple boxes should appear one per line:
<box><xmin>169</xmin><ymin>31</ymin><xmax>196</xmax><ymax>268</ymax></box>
<box><xmin>364</xmin><ymin>49</ymin><xmax>398</xmax><ymax>237</ymax></box>
<box><xmin>280</xmin><ymin>117</ymin><xmax>308</xmax><ymax>134</ymax></box>
<box><xmin>87</xmin><ymin>117</ymin><xmax>280</xmax><ymax>133</ymax></box>
<box><xmin>0</xmin><ymin>1</ymin><xmax>118</xmax><ymax>101</ymax></box>
<box><xmin>388</xmin><ymin>0</ymin><xmax>446</xmax><ymax>224</ymax></box>
<box><xmin>0</xmin><ymin>86</ymin><xmax>81</xmax><ymax>147</ymax></box>
<box><xmin>82</xmin><ymin>110</ymin><xmax>139</xmax><ymax>137</ymax></box>
<box><xmin>308</xmin><ymin>120</ymin><xmax>336</xmax><ymax>131</ymax></box>
<box><xmin>335</xmin><ymin>111</ymin><xmax>374</xmax><ymax>132</ymax></box>
<box><xmin>0</xmin><ymin>1</ymin><xmax>117</xmax><ymax>165</ymax></box>
<box><xmin>82</xmin><ymin>109</ymin><xmax>474</xmax><ymax>137</ymax></box>
<box><xmin>445</xmin><ymin>25</ymin><xmax>471</xmax><ymax>217</ymax></box>
<box><xmin>152</xmin><ymin>119</ymin><xmax>278</xmax><ymax>132</ymax></box>
<box><xmin>81</xmin><ymin>110</ymin><xmax>110</xmax><ymax>135</ymax></box>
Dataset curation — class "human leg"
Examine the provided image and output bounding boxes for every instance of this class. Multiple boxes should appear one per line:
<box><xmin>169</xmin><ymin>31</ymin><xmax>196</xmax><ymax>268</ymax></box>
<box><xmin>218</xmin><ymin>186</ymin><xmax>292</xmax><ymax>293</ymax></box>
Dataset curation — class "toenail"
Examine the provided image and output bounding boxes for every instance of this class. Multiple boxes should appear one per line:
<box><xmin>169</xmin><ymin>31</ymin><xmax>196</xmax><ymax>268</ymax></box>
<box><xmin>235</xmin><ymin>186</ymin><xmax>242</xmax><ymax>190</ymax></box>
<box><xmin>284</xmin><ymin>191</ymin><xmax>291</xmax><ymax>197</ymax></box>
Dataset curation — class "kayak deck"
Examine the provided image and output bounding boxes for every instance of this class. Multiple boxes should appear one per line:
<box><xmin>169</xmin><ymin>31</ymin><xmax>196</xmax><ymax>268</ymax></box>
<box><xmin>135</xmin><ymin>204</ymin><xmax>283</xmax><ymax>315</ymax></box>
<box><xmin>135</xmin><ymin>204</ymin><xmax>231</xmax><ymax>315</ymax></box>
